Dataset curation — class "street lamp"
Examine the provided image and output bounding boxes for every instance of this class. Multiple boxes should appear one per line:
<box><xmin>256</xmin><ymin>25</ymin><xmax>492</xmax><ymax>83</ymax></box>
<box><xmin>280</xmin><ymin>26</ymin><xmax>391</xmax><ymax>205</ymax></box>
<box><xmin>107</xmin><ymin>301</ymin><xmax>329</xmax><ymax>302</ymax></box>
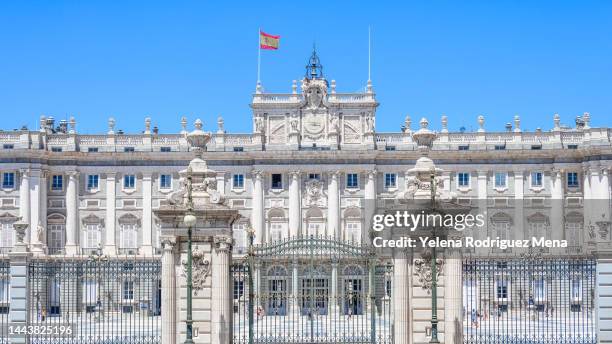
<box><xmin>429</xmin><ymin>169</ymin><xmax>440</xmax><ymax>344</ymax></box>
<box><xmin>184</xmin><ymin>167</ymin><xmax>196</xmax><ymax>344</ymax></box>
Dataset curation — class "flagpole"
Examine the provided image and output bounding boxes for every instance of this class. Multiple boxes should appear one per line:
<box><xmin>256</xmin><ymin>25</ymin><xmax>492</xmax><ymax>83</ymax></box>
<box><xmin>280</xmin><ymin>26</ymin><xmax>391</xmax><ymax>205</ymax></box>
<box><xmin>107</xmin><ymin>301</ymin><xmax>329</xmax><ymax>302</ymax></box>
<box><xmin>368</xmin><ymin>25</ymin><xmax>371</xmax><ymax>82</ymax></box>
<box><xmin>257</xmin><ymin>28</ymin><xmax>261</xmax><ymax>87</ymax></box>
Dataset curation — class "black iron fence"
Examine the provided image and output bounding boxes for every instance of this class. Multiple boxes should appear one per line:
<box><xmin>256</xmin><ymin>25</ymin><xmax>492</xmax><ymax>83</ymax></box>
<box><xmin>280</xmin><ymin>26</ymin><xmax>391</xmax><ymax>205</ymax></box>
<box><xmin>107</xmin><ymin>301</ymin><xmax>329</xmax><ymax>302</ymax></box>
<box><xmin>232</xmin><ymin>236</ymin><xmax>394</xmax><ymax>344</ymax></box>
<box><xmin>27</xmin><ymin>256</ymin><xmax>161</xmax><ymax>344</ymax></box>
<box><xmin>0</xmin><ymin>259</ymin><xmax>8</xmax><ymax>344</ymax></box>
<box><xmin>463</xmin><ymin>256</ymin><xmax>597</xmax><ymax>344</ymax></box>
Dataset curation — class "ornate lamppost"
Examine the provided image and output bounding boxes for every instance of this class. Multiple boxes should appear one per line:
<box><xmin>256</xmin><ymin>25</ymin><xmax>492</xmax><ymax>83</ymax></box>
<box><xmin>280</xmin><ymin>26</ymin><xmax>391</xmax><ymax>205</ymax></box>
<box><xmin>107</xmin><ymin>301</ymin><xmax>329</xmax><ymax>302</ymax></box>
<box><xmin>183</xmin><ymin>166</ymin><xmax>197</xmax><ymax>344</ymax></box>
<box><xmin>429</xmin><ymin>169</ymin><xmax>440</xmax><ymax>343</ymax></box>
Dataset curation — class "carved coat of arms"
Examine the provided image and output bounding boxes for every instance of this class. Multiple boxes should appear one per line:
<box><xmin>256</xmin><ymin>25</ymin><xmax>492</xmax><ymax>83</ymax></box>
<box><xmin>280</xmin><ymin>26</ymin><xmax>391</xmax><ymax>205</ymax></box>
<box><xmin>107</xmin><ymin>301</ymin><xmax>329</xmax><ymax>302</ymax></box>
<box><xmin>304</xmin><ymin>179</ymin><xmax>324</xmax><ymax>207</ymax></box>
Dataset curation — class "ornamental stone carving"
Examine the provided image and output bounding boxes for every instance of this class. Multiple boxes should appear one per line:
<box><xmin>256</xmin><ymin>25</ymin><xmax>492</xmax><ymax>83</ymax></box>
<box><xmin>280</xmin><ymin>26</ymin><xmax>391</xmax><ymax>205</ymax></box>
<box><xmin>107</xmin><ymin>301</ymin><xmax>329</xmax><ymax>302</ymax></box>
<box><xmin>414</xmin><ymin>251</ymin><xmax>444</xmax><ymax>294</ymax></box>
<box><xmin>181</xmin><ymin>248</ymin><xmax>211</xmax><ymax>294</ymax></box>
<box><xmin>302</xmin><ymin>78</ymin><xmax>328</xmax><ymax>110</ymax></box>
<box><xmin>304</xmin><ymin>179</ymin><xmax>324</xmax><ymax>207</ymax></box>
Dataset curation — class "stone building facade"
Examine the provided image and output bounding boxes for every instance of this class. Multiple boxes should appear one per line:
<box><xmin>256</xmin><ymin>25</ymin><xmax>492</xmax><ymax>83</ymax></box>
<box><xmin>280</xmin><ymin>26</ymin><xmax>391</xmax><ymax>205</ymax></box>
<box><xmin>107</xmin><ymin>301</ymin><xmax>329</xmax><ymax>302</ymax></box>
<box><xmin>0</xmin><ymin>52</ymin><xmax>611</xmax><ymax>343</ymax></box>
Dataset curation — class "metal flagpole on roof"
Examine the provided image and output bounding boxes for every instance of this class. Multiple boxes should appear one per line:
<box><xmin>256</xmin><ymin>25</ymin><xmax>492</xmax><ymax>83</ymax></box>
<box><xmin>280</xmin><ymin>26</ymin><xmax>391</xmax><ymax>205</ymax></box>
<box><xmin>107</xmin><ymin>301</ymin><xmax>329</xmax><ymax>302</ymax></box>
<box><xmin>257</xmin><ymin>28</ymin><xmax>261</xmax><ymax>86</ymax></box>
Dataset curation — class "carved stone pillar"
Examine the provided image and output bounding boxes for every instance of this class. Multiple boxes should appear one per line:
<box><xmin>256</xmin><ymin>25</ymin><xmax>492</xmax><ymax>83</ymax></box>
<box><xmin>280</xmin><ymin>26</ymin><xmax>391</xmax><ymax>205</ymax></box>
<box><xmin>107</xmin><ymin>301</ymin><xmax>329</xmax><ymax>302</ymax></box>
<box><xmin>444</xmin><ymin>247</ymin><xmax>463</xmax><ymax>344</ymax></box>
<box><xmin>288</xmin><ymin>171</ymin><xmax>301</xmax><ymax>238</ymax></box>
<box><xmin>104</xmin><ymin>172</ymin><xmax>117</xmax><ymax>255</ymax></box>
<box><xmin>364</xmin><ymin>170</ymin><xmax>377</xmax><ymax>245</ymax></box>
<box><xmin>514</xmin><ymin>170</ymin><xmax>524</xmax><ymax>240</ymax></box>
<box><xmin>327</xmin><ymin>171</ymin><xmax>340</xmax><ymax>239</ymax></box>
<box><xmin>251</xmin><ymin>170</ymin><xmax>264</xmax><ymax>244</ymax></box>
<box><xmin>550</xmin><ymin>169</ymin><xmax>564</xmax><ymax>241</ymax></box>
<box><xmin>393</xmin><ymin>249</ymin><xmax>411</xmax><ymax>344</ymax></box>
<box><xmin>19</xmin><ymin>169</ymin><xmax>30</xmax><ymax>244</ymax></box>
<box><xmin>212</xmin><ymin>236</ymin><xmax>233</xmax><ymax>344</ymax></box>
<box><xmin>161</xmin><ymin>237</ymin><xmax>177</xmax><ymax>344</ymax></box>
<box><xmin>142</xmin><ymin>173</ymin><xmax>153</xmax><ymax>255</ymax></box>
<box><xmin>65</xmin><ymin>171</ymin><xmax>79</xmax><ymax>255</ymax></box>
<box><xmin>30</xmin><ymin>170</ymin><xmax>46</xmax><ymax>254</ymax></box>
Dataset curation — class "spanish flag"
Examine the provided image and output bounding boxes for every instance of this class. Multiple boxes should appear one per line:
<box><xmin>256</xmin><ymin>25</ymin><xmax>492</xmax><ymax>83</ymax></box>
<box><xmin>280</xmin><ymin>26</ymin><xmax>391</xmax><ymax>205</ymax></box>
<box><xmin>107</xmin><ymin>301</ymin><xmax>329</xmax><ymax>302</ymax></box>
<box><xmin>260</xmin><ymin>31</ymin><xmax>280</xmax><ymax>50</ymax></box>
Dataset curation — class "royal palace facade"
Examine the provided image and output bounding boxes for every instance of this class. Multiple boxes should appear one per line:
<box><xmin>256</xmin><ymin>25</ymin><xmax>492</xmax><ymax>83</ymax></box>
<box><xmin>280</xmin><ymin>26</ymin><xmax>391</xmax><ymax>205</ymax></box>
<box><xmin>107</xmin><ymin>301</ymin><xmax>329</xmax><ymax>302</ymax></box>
<box><xmin>0</xmin><ymin>53</ymin><xmax>611</xmax><ymax>344</ymax></box>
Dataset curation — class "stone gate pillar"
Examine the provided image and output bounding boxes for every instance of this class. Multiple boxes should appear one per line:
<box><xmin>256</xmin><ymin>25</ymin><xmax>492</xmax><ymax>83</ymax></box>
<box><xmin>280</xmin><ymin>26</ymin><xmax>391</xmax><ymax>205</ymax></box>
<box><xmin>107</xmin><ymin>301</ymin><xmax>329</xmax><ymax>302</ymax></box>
<box><xmin>393</xmin><ymin>249</ymin><xmax>412</xmax><ymax>344</ymax></box>
<box><xmin>161</xmin><ymin>236</ymin><xmax>177</xmax><ymax>344</ymax></box>
<box><xmin>444</xmin><ymin>246</ymin><xmax>463</xmax><ymax>344</ymax></box>
<box><xmin>9</xmin><ymin>222</ymin><xmax>31</xmax><ymax>344</ymax></box>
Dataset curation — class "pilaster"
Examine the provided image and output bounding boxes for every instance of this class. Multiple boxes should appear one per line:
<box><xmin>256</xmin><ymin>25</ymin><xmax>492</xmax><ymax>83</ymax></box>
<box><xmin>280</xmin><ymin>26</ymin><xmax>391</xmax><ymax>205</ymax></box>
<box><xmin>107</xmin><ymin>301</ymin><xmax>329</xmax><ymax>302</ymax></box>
<box><xmin>327</xmin><ymin>171</ymin><xmax>340</xmax><ymax>239</ymax></box>
<box><xmin>288</xmin><ymin>171</ymin><xmax>301</xmax><ymax>238</ymax></box>
<box><xmin>104</xmin><ymin>172</ymin><xmax>117</xmax><ymax>255</ymax></box>
<box><xmin>142</xmin><ymin>172</ymin><xmax>153</xmax><ymax>255</ymax></box>
<box><xmin>65</xmin><ymin>170</ymin><xmax>79</xmax><ymax>255</ymax></box>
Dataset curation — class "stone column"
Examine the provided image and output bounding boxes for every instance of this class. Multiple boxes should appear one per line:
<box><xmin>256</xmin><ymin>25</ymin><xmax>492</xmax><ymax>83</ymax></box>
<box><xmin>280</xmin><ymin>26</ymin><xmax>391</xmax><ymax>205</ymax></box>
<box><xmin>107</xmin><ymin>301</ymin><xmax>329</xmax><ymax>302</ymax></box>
<box><xmin>104</xmin><ymin>173</ymin><xmax>117</xmax><ymax>255</ymax></box>
<box><xmin>514</xmin><ymin>170</ymin><xmax>524</xmax><ymax>240</ymax></box>
<box><xmin>65</xmin><ymin>171</ymin><xmax>79</xmax><ymax>255</ymax></box>
<box><xmin>364</xmin><ymin>170</ymin><xmax>377</xmax><ymax>245</ymax></box>
<box><xmin>393</xmin><ymin>249</ymin><xmax>411</xmax><ymax>344</ymax></box>
<box><xmin>550</xmin><ymin>169</ymin><xmax>564</xmax><ymax>241</ymax></box>
<box><xmin>212</xmin><ymin>236</ymin><xmax>233</xmax><ymax>344</ymax></box>
<box><xmin>19</xmin><ymin>169</ymin><xmax>30</xmax><ymax>242</ymax></box>
<box><xmin>327</xmin><ymin>171</ymin><xmax>340</xmax><ymax>239</ymax></box>
<box><xmin>28</xmin><ymin>170</ymin><xmax>42</xmax><ymax>246</ymax></box>
<box><xmin>161</xmin><ymin>237</ymin><xmax>177</xmax><ymax>344</ymax></box>
<box><xmin>9</xmin><ymin>222</ymin><xmax>31</xmax><ymax>344</ymax></box>
<box><xmin>251</xmin><ymin>170</ymin><xmax>264</xmax><ymax>244</ymax></box>
<box><xmin>331</xmin><ymin>260</ymin><xmax>339</xmax><ymax>313</ymax></box>
<box><xmin>288</xmin><ymin>171</ymin><xmax>301</xmax><ymax>238</ymax></box>
<box><xmin>477</xmin><ymin>171</ymin><xmax>487</xmax><ymax>241</ymax></box>
<box><xmin>444</xmin><ymin>247</ymin><xmax>463</xmax><ymax>344</ymax></box>
<box><xmin>30</xmin><ymin>170</ymin><xmax>46</xmax><ymax>253</ymax></box>
<box><xmin>142</xmin><ymin>173</ymin><xmax>153</xmax><ymax>255</ymax></box>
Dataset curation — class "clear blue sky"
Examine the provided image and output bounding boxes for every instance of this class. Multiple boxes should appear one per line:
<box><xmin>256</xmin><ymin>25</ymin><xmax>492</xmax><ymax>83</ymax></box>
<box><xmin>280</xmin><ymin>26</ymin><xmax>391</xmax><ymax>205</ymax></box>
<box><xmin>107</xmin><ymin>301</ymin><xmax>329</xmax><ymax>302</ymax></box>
<box><xmin>0</xmin><ymin>1</ymin><xmax>611</xmax><ymax>134</ymax></box>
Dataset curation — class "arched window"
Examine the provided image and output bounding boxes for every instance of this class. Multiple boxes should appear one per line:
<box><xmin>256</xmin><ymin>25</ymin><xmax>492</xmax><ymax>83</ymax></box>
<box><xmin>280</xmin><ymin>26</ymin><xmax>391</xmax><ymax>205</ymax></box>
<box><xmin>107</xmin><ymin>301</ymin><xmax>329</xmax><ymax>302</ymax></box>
<box><xmin>305</xmin><ymin>208</ymin><xmax>325</xmax><ymax>237</ymax></box>
<box><xmin>119</xmin><ymin>214</ymin><xmax>140</xmax><ymax>253</ymax></box>
<box><xmin>82</xmin><ymin>214</ymin><xmax>103</xmax><ymax>251</ymax></box>
<box><xmin>47</xmin><ymin>213</ymin><xmax>66</xmax><ymax>255</ymax></box>
<box><xmin>0</xmin><ymin>213</ymin><xmax>17</xmax><ymax>252</ymax></box>
<box><xmin>343</xmin><ymin>208</ymin><xmax>362</xmax><ymax>244</ymax></box>
<box><xmin>267</xmin><ymin>208</ymin><xmax>286</xmax><ymax>243</ymax></box>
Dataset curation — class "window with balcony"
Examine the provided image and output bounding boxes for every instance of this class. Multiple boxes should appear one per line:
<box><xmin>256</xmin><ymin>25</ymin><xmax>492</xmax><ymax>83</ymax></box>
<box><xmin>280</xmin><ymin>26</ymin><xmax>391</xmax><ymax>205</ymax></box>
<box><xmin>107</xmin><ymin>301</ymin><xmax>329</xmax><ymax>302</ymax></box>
<box><xmin>83</xmin><ymin>221</ymin><xmax>102</xmax><ymax>250</ymax></box>
<box><xmin>160</xmin><ymin>174</ymin><xmax>172</xmax><ymax>189</ymax></box>
<box><xmin>458</xmin><ymin>172</ymin><xmax>470</xmax><ymax>187</ymax></box>
<box><xmin>346</xmin><ymin>222</ymin><xmax>361</xmax><ymax>244</ymax></box>
<box><xmin>87</xmin><ymin>175</ymin><xmax>99</xmax><ymax>191</ymax></box>
<box><xmin>494</xmin><ymin>172</ymin><xmax>507</xmax><ymax>188</ymax></box>
<box><xmin>346</xmin><ymin>173</ymin><xmax>359</xmax><ymax>189</ymax></box>
<box><xmin>271</xmin><ymin>174</ymin><xmax>283</xmax><ymax>189</ymax></box>
<box><xmin>47</xmin><ymin>224</ymin><xmax>65</xmax><ymax>255</ymax></box>
<box><xmin>124</xmin><ymin>175</ymin><xmax>135</xmax><ymax>189</ymax></box>
<box><xmin>0</xmin><ymin>222</ymin><xmax>14</xmax><ymax>252</ymax></box>
<box><xmin>119</xmin><ymin>215</ymin><xmax>139</xmax><ymax>254</ymax></box>
<box><xmin>51</xmin><ymin>175</ymin><xmax>63</xmax><ymax>191</ymax></box>
<box><xmin>567</xmin><ymin>172</ymin><xmax>579</xmax><ymax>188</ymax></box>
<box><xmin>531</xmin><ymin>172</ymin><xmax>543</xmax><ymax>187</ymax></box>
<box><xmin>122</xmin><ymin>280</ymin><xmax>134</xmax><ymax>302</ymax></box>
<box><xmin>233</xmin><ymin>174</ymin><xmax>244</xmax><ymax>189</ymax></box>
<box><xmin>2</xmin><ymin>172</ymin><xmax>15</xmax><ymax>189</ymax></box>
<box><xmin>384</xmin><ymin>173</ymin><xmax>397</xmax><ymax>188</ymax></box>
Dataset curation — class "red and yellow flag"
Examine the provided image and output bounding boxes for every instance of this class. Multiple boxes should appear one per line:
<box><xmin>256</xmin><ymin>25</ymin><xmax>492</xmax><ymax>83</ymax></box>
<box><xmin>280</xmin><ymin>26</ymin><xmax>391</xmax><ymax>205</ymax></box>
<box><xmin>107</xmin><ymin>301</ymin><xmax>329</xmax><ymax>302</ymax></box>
<box><xmin>260</xmin><ymin>31</ymin><xmax>280</xmax><ymax>50</ymax></box>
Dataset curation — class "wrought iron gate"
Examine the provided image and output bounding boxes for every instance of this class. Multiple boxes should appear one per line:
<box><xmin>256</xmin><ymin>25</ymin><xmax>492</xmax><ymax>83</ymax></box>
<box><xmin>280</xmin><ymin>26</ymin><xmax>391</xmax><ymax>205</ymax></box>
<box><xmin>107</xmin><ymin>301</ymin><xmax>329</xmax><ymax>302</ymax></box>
<box><xmin>232</xmin><ymin>236</ymin><xmax>393</xmax><ymax>343</ymax></box>
<box><xmin>27</xmin><ymin>256</ymin><xmax>161</xmax><ymax>344</ymax></box>
<box><xmin>0</xmin><ymin>259</ymin><xmax>8</xmax><ymax>344</ymax></box>
<box><xmin>463</xmin><ymin>256</ymin><xmax>597</xmax><ymax>344</ymax></box>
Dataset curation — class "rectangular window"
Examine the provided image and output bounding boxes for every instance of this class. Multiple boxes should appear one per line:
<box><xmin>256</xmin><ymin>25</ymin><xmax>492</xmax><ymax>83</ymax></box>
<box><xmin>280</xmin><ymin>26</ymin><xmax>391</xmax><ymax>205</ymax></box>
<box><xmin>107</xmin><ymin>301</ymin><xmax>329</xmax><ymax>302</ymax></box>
<box><xmin>47</xmin><ymin>224</ymin><xmax>65</xmax><ymax>253</ymax></box>
<box><xmin>458</xmin><ymin>145</ymin><xmax>469</xmax><ymax>151</ymax></box>
<box><xmin>346</xmin><ymin>173</ymin><xmax>359</xmax><ymax>188</ymax></box>
<box><xmin>232</xmin><ymin>223</ymin><xmax>247</xmax><ymax>254</ymax></box>
<box><xmin>160</xmin><ymin>174</ymin><xmax>172</xmax><ymax>189</ymax></box>
<box><xmin>124</xmin><ymin>175</ymin><xmax>135</xmax><ymax>189</ymax></box>
<box><xmin>385</xmin><ymin>146</ymin><xmax>396</xmax><ymax>151</ymax></box>
<box><xmin>160</xmin><ymin>147</ymin><xmax>171</xmax><ymax>152</ymax></box>
<box><xmin>458</xmin><ymin>172</ymin><xmax>470</xmax><ymax>187</ymax></box>
<box><xmin>269</xmin><ymin>223</ymin><xmax>284</xmax><ymax>242</ymax></box>
<box><xmin>567</xmin><ymin>172</ymin><xmax>579</xmax><ymax>188</ymax></box>
<box><xmin>233</xmin><ymin>147</ymin><xmax>244</xmax><ymax>152</ymax></box>
<box><xmin>308</xmin><ymin>173</ymin><xmax>321</xmax><ymax>181</ymax></box>
<box><xmin>2</xmin><ymin>172</ymin><xmax>15</xmax><ymax>189</ymax></box>
<box><xmin>233</xmin><ymin>174</ymin><xmax>244</xmax><ymax>189</ymax></box>
<box><xmin>346</xmin><ymin>222</ymin><xmax>361</xmax><ymax>243</ymax></box>
<box><xmin>568</xmin><ymin>144</ymin><xmax>578</xmax><ymax>149</ymax></box>
<box><xmin>571</xmin><ymin>279</ymin><xmax>582</xmax><ymax>301</ymax></box>
<box><xmin>120</xmin><ymin>224</ymin><xmax>138</xmax><ymax>249</ymax></box>
<box><xmin>494</xmin><ymin>145</ymin><xmax>506</xmax><ymax>150</ymax></box>
<box><xmin>84</xmin><ymin>224</ymin><xmax>101</xmax><ymax>249</ymax></box>
<box><xmin>87</xmin><ymin>147</ymin><xmax>99</xmax><ymax>153</ymax></box>
<box><xmin>87</xmin><ymin>175</ymin><xmax>99</xmax><ymax>190</ymax></box>
<box><xmin>124</xmin><ymin>147</ymin><xmax>135</xmax><ymax>152</ymax></box>
<box><xmin>3</xmin><ymin>144</ymin><xmax>13</xmax><ymax>150</ymax></box>
<box><xmin>384</xmin><ymin>173</ymin><xmax>397</xmax><ymax>188</ymax></box>
<box><xmin>534</xmin><ymin>278</ymin><xmax>545</xmax><ymax>301</ymax></box>
<box><xmin>271</xmin><ymin>174</ymin><xmax>282</xmax><ymax>189</ymax></box>
<box><xmin>494</xmin><ymin>172</ymin><xmax>507</xmax><ymax>188</ymax></box>
<box><xmin>0</xmin><ymin>223</ymin><xmax>13</xmax><ymax>248</ymax></box>
<box><xmin>51</xmin><ymin>175</ymin><xmax>63</xmax><ymax>190</ymax></box>
<box><xmin>496</xmin><ymin>279</ymin><xmax>508</xmax><ymax>299</ymax></box>
<box><xmin>531</xmin><ymin>172</ymin><xmax>543</xmax><ymax>187</ymax></box>
<box><xmin>51</xmin><ymin>147</ymin><xmax>62</xmax><ymax>152</ymax></box>
<box><xmin>122</xmin><ymin>281</ymin><xmax>134</xmax><ymax>301</ymax></box>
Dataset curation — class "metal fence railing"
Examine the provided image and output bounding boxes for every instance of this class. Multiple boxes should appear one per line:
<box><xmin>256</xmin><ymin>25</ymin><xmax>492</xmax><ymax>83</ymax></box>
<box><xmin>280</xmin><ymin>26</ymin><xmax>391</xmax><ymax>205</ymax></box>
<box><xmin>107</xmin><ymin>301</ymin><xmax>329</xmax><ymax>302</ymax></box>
<box><xmin>463</xmin><ymin>257</ymin><xmax>597</xmax><ymax>344</ymax></box>
<box><xmin>0</xmin><ymin>259</ymin><xmax>9</xmax><ymax>344</ymax></box>
<box><xmin>28</xmin><ymin>256</ymin><xmax>161</xmax><ymax>344</ymax></box>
